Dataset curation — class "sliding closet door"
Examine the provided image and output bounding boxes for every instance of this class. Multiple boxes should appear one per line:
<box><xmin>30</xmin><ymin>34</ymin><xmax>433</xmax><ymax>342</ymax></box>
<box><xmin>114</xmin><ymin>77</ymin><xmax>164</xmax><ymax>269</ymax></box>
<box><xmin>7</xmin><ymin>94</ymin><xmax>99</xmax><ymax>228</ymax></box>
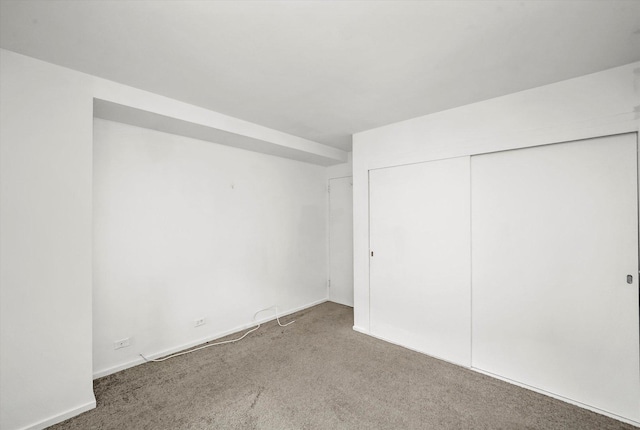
<box><xmin>472</xmin><ymin>133</ymin><xmax>639</xmax><ymax>421</ymax></box>
<box><xmin>369</xmin><ymin>157</ymin><xmax>471</xmax><ymax>366</ymax></box>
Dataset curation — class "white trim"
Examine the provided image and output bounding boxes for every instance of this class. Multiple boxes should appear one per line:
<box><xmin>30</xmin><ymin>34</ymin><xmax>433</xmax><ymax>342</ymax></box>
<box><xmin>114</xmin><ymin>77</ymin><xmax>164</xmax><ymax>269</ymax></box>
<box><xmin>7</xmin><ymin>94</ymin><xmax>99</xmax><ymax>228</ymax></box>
<box><xmin>471</xmin><ymin>368</ymin><xmax>640</xmax><ymax>428</ymax></box>
<box><xmin>326</xmin><ymin>177</ymin><xmax>332</xmax><ymax>301</ymax></box>
<box><xmin>352</xmin><ymin>325</ymin><xmax>369</xmax><ymax>335</ymax></box>
<box><xmin>328</xmin><ymin>175</ymin><xmax>353</xmax><ymax>181</ymax></box>
<box><xmin>327</xmin><ymin>176</ymin><xmax>354</xmax><ymax>307</ymax></box>
<box><xmin>356</xmin><ymin>327</ymin><xmax>471</xmax><ymax>368</ymax></box>
<box><xmin>327</xmin><ymin>299</ymin><xmax>353</xmax><ymax>307</ymax></box>
<box><xmin>16</xmin><ymin>400</ymin><xmax>96</xmax><ymax>430</ymax></box>
<box><xmin>366</xmin><ymin>118</ymin><xmax>639</xmax><ymax>172</ymax></box>
<box><xmin>354</xmin><ymin>327</ymin><xmax>640</xmax><ymax>428</ymax></box>
<box><xmin>93</xmin><ymin>298</ymin><xmax>327</xmax><ymax>379</ymax></box>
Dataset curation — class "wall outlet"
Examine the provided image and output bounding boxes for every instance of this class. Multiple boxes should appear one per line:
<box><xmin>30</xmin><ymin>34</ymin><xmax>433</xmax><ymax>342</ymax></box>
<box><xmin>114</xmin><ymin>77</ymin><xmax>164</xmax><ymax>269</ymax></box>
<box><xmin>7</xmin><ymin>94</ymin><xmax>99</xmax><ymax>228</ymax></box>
<box><xmin>114</xmin><ymin>338</ymin><xmax>130</xmax><ymax>350</ymax></box>
<box><xmin>194</xmin><ymin>318</ymin><xmax>206</xmax><ymax>327</ymax></box>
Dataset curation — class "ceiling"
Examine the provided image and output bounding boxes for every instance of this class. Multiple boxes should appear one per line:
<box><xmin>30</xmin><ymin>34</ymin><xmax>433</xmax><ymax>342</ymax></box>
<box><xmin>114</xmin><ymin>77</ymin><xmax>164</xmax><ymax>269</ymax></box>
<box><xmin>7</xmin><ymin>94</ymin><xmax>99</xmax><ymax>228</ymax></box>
<box><xmin>1</xmin><ymin>1</ymin><xmax>639</xmax><ymax>152</ymax></box>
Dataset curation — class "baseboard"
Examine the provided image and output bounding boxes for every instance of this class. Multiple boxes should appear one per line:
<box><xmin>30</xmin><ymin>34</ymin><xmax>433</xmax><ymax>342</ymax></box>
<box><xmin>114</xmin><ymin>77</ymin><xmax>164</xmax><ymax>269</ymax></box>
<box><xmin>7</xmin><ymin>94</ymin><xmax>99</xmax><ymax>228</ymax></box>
<box><xmin>352</xmin><ymin>325</ymin><xmax>368</xmax><ymax>334</ymax></box>
<box><xmin>93</xmin><ymin>298</ymin><xmax>328</xmax><ymax>379</ymax></box>
<box><xmin>471</xmin><ymin>367</ymin><xmax>640</xmax><ymax>428</ymax></box>
<box><xmin>327</xmin><ymin>299</ymin><xmax>354</xmax><ymax>307</ymax></box>
<box><xmin>16</xmin><ymin>399</ymin><xmax>96</xmax><ymax>430</ymax></box>
<box><xmin>356</xmin><ymin>328</ymin><xmax>472</xmax><ymax>368</ymax></box>
<box><xmin>353</xmin><ymin>327</ymin><xmax>640</xmax><ymax>428</ymax></box>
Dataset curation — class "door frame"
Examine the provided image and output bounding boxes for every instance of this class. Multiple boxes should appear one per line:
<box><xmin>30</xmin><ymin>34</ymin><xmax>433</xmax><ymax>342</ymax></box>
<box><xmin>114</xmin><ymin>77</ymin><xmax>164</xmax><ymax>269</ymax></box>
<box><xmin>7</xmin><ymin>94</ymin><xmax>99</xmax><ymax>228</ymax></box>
<box><xmin>327</xmin><ymin>175</ymin><xmax>353</xmax><ymax>306</ymax></box>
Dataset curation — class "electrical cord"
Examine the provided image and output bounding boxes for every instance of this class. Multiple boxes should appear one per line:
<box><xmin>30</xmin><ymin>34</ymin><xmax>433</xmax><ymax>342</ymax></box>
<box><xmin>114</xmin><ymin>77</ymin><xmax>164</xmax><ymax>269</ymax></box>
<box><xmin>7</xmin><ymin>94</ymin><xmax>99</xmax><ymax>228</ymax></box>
<box><xmin>139</xmin><ymin>306</ymin><xmax>294</xmax><ymax>363</ymax></box>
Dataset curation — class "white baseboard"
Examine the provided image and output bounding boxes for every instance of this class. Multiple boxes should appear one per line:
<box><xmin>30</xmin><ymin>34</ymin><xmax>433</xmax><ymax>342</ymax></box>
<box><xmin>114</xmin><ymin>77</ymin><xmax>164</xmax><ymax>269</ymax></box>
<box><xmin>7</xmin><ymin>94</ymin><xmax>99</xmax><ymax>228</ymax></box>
<box><xmin>471</xmin><ymin>368</ymin><xmax>640</xmax><ymax>428</ymax></box>
<box><xmin>353</xmin><ymin>327</ymin><xmax>640</xmax><ymax>428</ymax></box>
<box><xmin>327</xmin><ymin>299</ymin><xmax>353</xmax><ymax>307</ymax></box>
<box><xmin>16</xmin><ymin>400</ymin><xmax>96</xmax><ymax>430</ymax></box>
<box><xmin>352</xmin><ymin>325</ymin><xmax>368</xmax><ymax>334</ymax></box>
<box><xmin>93</xmin><ymin>298</ymin><xmax>328</xmax><ymax>379</ymax></box>
<box><xmin>356</xmin><ymin>327</ymin><xmax>471</xmax><ymax>368</ymax></box>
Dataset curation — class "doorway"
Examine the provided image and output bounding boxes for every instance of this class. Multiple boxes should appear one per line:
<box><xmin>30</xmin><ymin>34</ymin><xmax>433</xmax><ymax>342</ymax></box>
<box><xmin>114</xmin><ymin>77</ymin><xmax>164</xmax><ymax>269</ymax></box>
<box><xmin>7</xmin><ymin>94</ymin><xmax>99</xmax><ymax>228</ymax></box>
<box><xmin>328</xmin><ymin>176</ymin><xmax>354</xmax><ymax>307</ymax></box>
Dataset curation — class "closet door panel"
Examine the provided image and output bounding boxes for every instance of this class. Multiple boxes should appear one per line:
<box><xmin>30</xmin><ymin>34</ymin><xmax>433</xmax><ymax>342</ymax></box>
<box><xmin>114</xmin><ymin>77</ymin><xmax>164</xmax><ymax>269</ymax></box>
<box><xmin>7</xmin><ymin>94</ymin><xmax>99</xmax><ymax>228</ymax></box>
<box><xmin>369</xmin><ymin>157</ymin><xmax>471</xmax><ymax>366</ymax></box>
<box><xmin>471</xmin><ymin>134</ymin><xmax>639</xmax><ymax>421</ymax></box>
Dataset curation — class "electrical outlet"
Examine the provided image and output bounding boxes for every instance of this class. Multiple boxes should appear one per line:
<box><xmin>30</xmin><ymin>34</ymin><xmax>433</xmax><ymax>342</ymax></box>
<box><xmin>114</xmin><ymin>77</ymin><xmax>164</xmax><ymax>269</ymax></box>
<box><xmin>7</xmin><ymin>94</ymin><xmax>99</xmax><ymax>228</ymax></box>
<box><xmin>194</xmin><ymin>318</ymin><xmax>206</xmax><ymax>327</ymax></box>
<box><xmin>114</xmin><ymin>338</ymin><xmax>130</xmax><ymax>350</ymax></box>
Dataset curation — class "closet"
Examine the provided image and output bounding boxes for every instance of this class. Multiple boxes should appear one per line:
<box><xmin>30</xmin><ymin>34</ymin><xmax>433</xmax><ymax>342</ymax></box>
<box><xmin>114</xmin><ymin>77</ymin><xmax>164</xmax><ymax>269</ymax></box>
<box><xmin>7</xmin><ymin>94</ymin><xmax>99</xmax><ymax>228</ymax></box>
<box><xmin>368</xmin><ymin>133</ymin><xmax>639</xmax><ymax>422</ymax></box>
<box><xmin>370</xmin><ymin>157</ymin><xmax>471</xmax><ymax>366</ymax></box>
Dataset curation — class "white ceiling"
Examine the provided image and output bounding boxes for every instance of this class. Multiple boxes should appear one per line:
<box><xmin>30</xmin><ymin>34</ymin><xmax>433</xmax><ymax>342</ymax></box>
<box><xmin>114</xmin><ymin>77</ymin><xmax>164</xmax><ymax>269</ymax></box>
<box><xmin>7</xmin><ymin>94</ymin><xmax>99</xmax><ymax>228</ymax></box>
<box><xmin>1</xmin><ymin>1</ymin><xmax>639</xmax><ymax>152</ymax></box>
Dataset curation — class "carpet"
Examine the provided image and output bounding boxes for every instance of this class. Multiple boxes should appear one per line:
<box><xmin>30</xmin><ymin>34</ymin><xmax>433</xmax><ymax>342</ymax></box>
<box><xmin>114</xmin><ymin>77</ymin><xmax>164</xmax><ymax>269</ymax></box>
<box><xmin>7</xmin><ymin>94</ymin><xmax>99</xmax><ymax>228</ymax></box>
<box><xmin>50</xmin><ymin>302</ymin><xmax>635</xmax><ymax>429</ymax></box>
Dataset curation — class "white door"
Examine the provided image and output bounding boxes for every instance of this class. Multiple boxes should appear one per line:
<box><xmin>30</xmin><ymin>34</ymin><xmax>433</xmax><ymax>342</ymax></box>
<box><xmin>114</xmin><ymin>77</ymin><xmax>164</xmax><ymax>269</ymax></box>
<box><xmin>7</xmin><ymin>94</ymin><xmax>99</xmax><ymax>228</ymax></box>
<box><xmin>329</xmin><ymin>176</ymin><xmax>354</xmax><ymax>307</ymax></box>
<box><xmin>369</xmin><ymin>157</ymin><xmax>471</xmax><ymax>366</ymax></box>
<box><xmin>471</xmin><ymin>133</ymin><xmax>639</xmax><ymax>421</ymax></box>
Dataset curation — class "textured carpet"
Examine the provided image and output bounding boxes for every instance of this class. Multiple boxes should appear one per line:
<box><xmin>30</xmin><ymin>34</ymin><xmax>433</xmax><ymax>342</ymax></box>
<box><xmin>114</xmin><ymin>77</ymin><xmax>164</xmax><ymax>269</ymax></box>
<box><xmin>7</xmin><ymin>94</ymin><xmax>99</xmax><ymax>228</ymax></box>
<box><xmin>50</xmin><ymin>302</ymin><xmax>634</xmax><ymax>429</ymax></box>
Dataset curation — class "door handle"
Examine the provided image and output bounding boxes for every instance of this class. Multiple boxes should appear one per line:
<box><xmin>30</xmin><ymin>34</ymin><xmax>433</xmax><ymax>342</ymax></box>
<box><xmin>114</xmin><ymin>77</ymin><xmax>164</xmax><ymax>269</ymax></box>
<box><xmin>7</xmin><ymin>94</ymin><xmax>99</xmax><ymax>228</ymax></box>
<box><xmin>628</xmin><ymin>275</ymin><xmax>633</xmax><ymax>284</ymax></box>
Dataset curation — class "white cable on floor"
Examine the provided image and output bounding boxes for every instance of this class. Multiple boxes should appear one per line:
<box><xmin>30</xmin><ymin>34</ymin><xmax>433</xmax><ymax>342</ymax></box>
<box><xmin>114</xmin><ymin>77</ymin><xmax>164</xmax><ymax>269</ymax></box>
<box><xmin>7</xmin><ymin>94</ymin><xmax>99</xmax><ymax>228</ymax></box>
<box><xmin>139</xmin><ymin>306</ymin><xmax>294</xmax><ymax>363</ymax></box>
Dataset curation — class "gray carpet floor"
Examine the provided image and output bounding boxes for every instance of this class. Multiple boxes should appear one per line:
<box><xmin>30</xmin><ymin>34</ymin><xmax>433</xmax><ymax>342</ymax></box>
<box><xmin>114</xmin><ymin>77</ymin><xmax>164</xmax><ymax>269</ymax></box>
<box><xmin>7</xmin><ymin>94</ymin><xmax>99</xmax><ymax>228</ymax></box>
<box><xmin>50</xmin><ymin>302</ymin><xmax>634</xmax><ymax>429</ymax></box>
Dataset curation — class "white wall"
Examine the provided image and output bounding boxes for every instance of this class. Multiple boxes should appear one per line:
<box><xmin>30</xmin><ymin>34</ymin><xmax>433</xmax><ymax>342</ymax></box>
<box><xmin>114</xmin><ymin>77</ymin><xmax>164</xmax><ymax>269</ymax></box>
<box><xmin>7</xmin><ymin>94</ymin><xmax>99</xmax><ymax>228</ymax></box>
<box><xmin>326</xmin><ymin>152</ymin><xmax>352</xmax><ymax>180</ymax></box>
<box><xmin>352</xmin><ymin>61</ymin><xmax>640</xmax><ymax>331</ymax></box>
<box><xmin>0</xmin><ymin>50</ymin><xmax>96</xmax><ymax>430</ymax></box>
<box><xmin>0</xmin><ymin>48</ymin><xmax>337</xmax><ymax>430</ymax></box>
<box><xmin>93</xmin><ymin>119</ymin><xmax>327</xmax><ymax>376</ymax></box>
